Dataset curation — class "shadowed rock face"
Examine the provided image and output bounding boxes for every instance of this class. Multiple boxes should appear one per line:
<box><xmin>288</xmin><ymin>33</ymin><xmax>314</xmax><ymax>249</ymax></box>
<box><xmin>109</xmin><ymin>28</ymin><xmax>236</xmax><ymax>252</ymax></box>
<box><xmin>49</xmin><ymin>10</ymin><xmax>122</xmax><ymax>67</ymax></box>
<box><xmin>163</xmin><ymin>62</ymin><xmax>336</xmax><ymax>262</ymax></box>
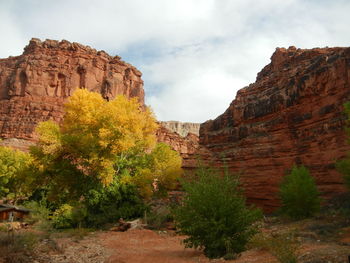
<box><xmin>0</xmin><ymin>38</ymin><xmax>144</xmax><ymax>144</ymax></box>
<box><xmin>200</xmin><ymin>46</ymin><xmax>350</xmax><ymax>211</ymax></box>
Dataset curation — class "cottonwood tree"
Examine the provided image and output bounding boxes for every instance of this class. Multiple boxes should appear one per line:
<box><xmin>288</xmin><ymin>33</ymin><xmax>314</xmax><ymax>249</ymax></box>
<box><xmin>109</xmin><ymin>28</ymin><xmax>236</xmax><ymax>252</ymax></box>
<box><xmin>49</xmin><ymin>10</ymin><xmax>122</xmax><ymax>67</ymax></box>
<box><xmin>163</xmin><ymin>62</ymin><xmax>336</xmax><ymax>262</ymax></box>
<box><xmin>31</xmin><ymin>89</ymin><xmax>182</xmax><ymax>203</ymax></box>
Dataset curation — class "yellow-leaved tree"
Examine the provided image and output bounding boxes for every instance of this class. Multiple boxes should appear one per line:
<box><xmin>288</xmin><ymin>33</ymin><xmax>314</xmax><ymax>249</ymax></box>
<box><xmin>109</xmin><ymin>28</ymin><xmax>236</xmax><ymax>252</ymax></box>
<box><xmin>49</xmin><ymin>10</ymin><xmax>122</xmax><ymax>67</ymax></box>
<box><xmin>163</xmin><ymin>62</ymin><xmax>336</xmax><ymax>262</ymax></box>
<box><xmin>0</xmin><ymin>145</ymin><xmax>33</xmax><ymax>203</ymax></box>
<box><xmin>31</xmin><ymin>89</ymin><xmax>182</xmax><ymax>203</ymax></box>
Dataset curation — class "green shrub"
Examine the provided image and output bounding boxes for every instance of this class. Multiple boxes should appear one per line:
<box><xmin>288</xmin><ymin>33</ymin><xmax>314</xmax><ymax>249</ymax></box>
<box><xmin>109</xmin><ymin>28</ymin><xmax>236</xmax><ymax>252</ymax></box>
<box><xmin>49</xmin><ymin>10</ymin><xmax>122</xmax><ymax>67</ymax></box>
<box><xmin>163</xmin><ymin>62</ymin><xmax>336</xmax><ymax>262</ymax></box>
<box><xmin>23</xmin><ymin>200</ymin><xmax>53</xmax><ymax>231</ymax></box>
<box><xmin>250</xmin><ymin>230</ymin><xmax>299</xmax><ymax>263</ymax></box>
<box><xmin>336</xmin><ymin>156</ymin><xmax>350</xmax><ymax>190</ymax></box>
<box><xmin>24</xmin><ymin>200</ymin><xmax>50</xmax><ymax>224</ymax></box>
<box><xmin>172</xmin><ymin>166</ymin><xmax>262</xmax><ymax>259</ymax></box>
<box><xmin>144</xmin><ymin>205</ymin><xmax>173</xmax><ymax>230</ymax></box>
<box><xmin>280</xmin><ymin>165</ymin><xmax>320</xmax><ymax>220</ymax></box>
<box><xmin>83</xmin><ymin>182</ymin><xmax>147</xmax><ymax>227</ymax></box>
<box><xmin>336</xmin><ymin>102</ymin><xmax>350</xmax><ymax>191</ymax></box>
<box><xmin>52</xmin><ymin>204</ymin><xmax>74</xmax><ymax>229</ymax></box>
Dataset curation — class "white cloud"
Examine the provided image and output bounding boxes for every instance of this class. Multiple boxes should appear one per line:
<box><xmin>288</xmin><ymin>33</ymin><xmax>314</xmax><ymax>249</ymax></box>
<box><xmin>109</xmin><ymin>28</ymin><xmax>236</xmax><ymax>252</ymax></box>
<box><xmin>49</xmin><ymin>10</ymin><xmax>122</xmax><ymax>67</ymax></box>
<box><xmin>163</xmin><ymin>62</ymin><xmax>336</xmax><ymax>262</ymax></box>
<box><xmin>0</xmin><ymin>0</ymin><xmax>349</xmax><ymax>122</ymax></box>
<box><xmin>0</xmin><ymin>5</ymin><xmax>26</xmax><ymax>57</ymax></box>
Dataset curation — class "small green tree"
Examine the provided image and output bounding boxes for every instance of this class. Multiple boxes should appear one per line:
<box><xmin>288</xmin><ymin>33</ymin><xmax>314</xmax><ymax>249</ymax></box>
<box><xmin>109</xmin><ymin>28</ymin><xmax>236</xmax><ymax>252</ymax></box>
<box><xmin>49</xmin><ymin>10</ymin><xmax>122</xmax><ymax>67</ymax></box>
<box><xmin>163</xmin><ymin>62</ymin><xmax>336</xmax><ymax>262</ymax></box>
<box><xmin>83</xmin><ymin>181</ymin><xmax>147</xmax><ymax>227</ymax></box>
<box><xmin>336</xmin><ymin>102</ymin><xmax>350</xmax><ymax>190</ymax></box>
<box><xmin>0</xmin><ymin>145</ymin><xmax>33</xmax><ymax>202</ymax></box>
<box><xmin>280</xmin><ymin>165</ymin><xmax>320</xmax><ymax>219</ymax></box>
<box><xmin>335</xmin><ymin>156</ymin><xmax>350</xmax><ymax>189</ymax></box>
<box><xmin>172</xmin><ymin>166</ymin><xmax>262</xmax><ymax>259</ymax></box>
<box><xmin>31</xmin><ymin>89</ymin><xmax>181</xmax><ymax>204</ymax></box>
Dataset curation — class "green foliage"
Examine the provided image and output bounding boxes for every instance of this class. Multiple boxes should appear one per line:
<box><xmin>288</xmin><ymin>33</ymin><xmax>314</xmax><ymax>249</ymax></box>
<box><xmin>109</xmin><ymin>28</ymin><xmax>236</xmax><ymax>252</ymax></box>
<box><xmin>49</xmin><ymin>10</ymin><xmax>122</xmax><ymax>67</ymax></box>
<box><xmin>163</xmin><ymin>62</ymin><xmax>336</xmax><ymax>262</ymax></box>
<box><xmin>27</xmin><ymin>89</ymin><xmax>183</xmax><ymax>227</ymax></box>
<box><xmin>52</xmin><ymin>204</ymin><xmax>74</xmax><ymax>229</ymax></box>
<box><xmin>280</xmin><ymin>165</ymin><xmax>320</xmax><ymax>220</ymax></box>
<box><xmin>147</xmin><ymin>143</ymin><xmax>183</xmax><ymax>194</ymax></box>
<box><xmin>172</xmin><ymin>166</ymin><xmax>262</xmax><ymax>258</ymax></box>
<box><xmin>0</xmin><ymin>145</ymin><xmax>32</xmax><ymax>201</ymax></box>
<box><xmin>336</xmin><ymin>157</ymin><xmax>350</xmax><ymax>189</ymax></box>
<box><xmin>336</xmin><ymin>102</ymin><xmax>350</xmax><ymax>190</ymax></box>
<box><xmin>144</xmin><ymin>205</ymin><xmax>173</xmax><ymax>230</ymax></box>
<box><xmin>250</xmin><ymin>230</ymin><xmax>299</xmax><ymax>263</ymax></box>
<box><xmin>83</xmin><ymin>182</ymin><xmax>147</xmax><ymax>227</ymax></box>
<box><xmin>24</xmin><ymin>201</ymin><xmax>50</xmax><ymax>224</ymax></box>
<box><xmin>118</xmin><ymin>143</ymin><xmax>183</xmax><ymax>199</ymax></box>
<box><xmin>30</xmin><ymin>89</ymin><xmax>159</xmax><ymax>201</ymax></box>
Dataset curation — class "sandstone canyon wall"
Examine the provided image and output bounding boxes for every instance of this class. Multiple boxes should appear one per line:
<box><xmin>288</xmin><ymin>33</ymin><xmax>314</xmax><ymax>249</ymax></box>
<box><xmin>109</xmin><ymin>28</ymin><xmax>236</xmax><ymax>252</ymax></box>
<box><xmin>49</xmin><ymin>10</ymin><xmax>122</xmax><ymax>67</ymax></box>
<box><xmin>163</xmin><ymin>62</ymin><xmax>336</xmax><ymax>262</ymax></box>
<box><xmin>0</xmin><ymin>38</ymin><xmax>204</xmax><ymax>169</ymax></box>
<box><xmin>0</xmin><ymin>38</ymin><xmax>144</xmax><ymax>148</ymax></box>
<box><xmin>160</xmin><ymin>121</ymin><xmax>200</xmax><ymax>137</ymax></box>
<box><xmin>200</xmin><ymin>46</ymin><xmax>350</xmax><ymax>211</ymax></box>
<box><xmin>156</xmin><ymin>125</ymin><xmax>212</xmax><ymax>170</ymax></box>
<box><xmin>1</xmin><ymin>39</ymin><xmax>350</xmax><ymax>211</ymax></box>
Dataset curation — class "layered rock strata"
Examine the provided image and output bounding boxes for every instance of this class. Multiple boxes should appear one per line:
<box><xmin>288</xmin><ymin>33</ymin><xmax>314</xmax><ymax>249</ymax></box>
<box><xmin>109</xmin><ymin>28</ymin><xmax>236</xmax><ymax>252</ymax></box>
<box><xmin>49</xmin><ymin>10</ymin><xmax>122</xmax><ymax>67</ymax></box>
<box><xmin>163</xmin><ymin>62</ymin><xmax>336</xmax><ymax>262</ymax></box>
<box><xmin>200</xmin><ymin>46</ymin><xmax>350</xmax><ymax>211</ymax></box>
<box><xmin>160</xmin><ymin>121</ymin><xmax>200</xmax><ymax>137</ymax></box>
<box><xmin>156</xmin><ymin>125</ymin><xmax>212</xmax><ymax>170</ymax></box>
<box><xmin>0</xmin><ymin>38</ymin><xmax>144</xmax><ymax>144</ymax></box>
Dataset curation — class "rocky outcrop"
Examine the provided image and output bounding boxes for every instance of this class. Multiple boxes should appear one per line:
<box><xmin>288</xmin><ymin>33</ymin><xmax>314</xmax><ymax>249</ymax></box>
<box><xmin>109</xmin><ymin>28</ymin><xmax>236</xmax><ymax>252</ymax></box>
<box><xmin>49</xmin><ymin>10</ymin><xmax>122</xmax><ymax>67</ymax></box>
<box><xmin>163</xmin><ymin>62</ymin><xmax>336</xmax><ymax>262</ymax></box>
<box><xmin>156</xmin><ymin>125</ymin><xmax>212</xmax><ymax>170</ymax></box>
<box><xmin>160</xmin><ymin>121</ymin><xmax>200</xmax><ymax>137</ymax></box>
<box><xmin>0</xmin><ymin>38</ymin><xmax>144</xmax><ymax>143</ymax></box>
<box><xmin>200</xmin><ymin>46</ymin><xmax>350</xmax><ymax>211</ymax></box>
<box><xmin>2</xmin><ymin>40</ymin><xmax>350</xmax><ymax>212</ymax></box>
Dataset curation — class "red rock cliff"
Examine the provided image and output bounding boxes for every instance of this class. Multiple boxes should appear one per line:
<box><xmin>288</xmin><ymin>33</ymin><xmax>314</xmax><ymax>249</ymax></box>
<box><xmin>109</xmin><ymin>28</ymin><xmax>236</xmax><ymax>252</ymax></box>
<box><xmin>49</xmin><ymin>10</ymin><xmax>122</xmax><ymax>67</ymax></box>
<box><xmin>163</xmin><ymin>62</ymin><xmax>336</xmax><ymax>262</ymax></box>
<box><xmin>0</xmin><ymin>38</ymin><xmax>144</xmax><ymax>146</ymax></box>
<box><xmin>200</xmin><ymin>46</ymin><xmax>350</xmax><ymax>211</ymax></box>
<box><xmin>156</xmin><ymin>125</ymin><xmax>213</xmax><ymax>170</ymax></box>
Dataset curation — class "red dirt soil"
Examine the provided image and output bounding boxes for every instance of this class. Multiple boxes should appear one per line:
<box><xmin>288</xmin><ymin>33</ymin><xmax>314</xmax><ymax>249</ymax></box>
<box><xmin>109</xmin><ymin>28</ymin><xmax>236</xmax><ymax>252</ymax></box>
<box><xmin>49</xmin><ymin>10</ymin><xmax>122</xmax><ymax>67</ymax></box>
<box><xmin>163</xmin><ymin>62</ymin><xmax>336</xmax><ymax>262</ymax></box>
<box><xmin>101</xmin><ymin>229</ymin><xmax>276</xmax><ymax>263</ymax></box>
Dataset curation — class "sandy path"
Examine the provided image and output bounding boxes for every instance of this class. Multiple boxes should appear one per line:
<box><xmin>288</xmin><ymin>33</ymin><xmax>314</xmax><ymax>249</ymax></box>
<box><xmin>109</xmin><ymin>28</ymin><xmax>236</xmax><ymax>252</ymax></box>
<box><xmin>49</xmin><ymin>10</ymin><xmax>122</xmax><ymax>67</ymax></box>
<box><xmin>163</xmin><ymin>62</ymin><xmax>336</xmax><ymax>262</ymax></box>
<box><xmin>102</xmin><ymin>229</ymin><xmax>209</xmax><ymax>263</ymax></box>
<box><xmin>101</xmin><ymin>229</ymin><xmax>275</xmax><ymax>263</ymax></box>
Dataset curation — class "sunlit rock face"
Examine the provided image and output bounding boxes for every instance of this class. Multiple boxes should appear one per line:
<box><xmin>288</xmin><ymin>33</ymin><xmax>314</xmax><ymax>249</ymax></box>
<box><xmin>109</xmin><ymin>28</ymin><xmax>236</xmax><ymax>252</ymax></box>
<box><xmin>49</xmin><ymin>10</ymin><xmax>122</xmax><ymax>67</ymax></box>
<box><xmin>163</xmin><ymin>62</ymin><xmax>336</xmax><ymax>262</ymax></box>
<box><xmin>160</xmin><ymin>121</ymin><xmax>200</xmax><ymax>137</ymax></box>
<box><xmin>156</xmin><ymin>124</ymin><xmax>212</xmax><ymax>170</ymax></box>
<box><xmin>200</xmin><ymin>46</ymin><xmax>350</xmax><ymax>211</ymax></box>
<box><xmin>1</xmin><ymin>40</ymin><xmax>350</xmax><ymax>212</ymax></box>
<box><xmin>0</xmin><ymin>38</ymin><xmax>144</xmax><ymax>145</ymax></box>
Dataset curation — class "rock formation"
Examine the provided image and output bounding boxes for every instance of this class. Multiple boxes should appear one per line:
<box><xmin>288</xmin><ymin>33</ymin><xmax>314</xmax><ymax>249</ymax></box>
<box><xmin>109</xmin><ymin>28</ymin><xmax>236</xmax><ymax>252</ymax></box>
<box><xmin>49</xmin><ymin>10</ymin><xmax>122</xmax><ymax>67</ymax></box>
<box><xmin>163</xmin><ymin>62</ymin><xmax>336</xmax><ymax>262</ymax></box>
<box><xmin>160</xmin><ymin>121</ymin><xmax>200</xmax><ymax>137</ymax></box>
<box><xmin>200</xmin><ymin>46</ymin><xmax>350</xmax><ymax>211</ymax></box>
<box><xmin>0</xmin><ymin>38</ymin><xmax>144</xmax><ymax>147</ymax></box>
<box><xmin>1</xmin><ymin>39</ymin><xmax>350</xmax><ymax>212</ymax></box>
<box><xmin>156</xmin><ymin>125</ymin><xmax>203</xmax><ymax>170</ymax></box>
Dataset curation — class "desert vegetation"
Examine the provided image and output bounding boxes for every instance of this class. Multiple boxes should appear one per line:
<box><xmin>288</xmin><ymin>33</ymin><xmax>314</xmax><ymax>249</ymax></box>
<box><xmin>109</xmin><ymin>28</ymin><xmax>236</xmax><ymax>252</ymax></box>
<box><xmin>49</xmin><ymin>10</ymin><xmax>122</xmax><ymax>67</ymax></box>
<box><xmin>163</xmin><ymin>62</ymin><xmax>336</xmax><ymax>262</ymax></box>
<box><xmin>173</xmin><ymin>166</ymin><xmax>262</xmax><ymax>259</ymax></box>
<box><xmin>0</xmin><ymin>92</ymin><xmax>350</xmax><ymax>262</ymax></box>
<box><xmin>279</xmin><ymin>165</ymin><xmax>321</xmax><ymax>220</ymax></box>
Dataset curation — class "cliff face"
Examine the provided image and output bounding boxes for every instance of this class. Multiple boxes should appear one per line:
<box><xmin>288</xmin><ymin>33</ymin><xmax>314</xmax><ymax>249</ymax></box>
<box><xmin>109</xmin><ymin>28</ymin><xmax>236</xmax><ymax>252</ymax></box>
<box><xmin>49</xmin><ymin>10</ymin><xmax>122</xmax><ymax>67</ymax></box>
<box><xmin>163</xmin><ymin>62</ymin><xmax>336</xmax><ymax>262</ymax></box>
<box><xmin>2</xmin><ymin>40</ymin><xmax>350</xmax><ymax>211</ymax></box>
<box><xmin>200</xmin><ymin>46</ymin><xmax>350</xmax><ymax>211</ymax></box>
<box><xmin>156</xmin><ymin>125</ymin><xmax>207</xmax><ymax>170</ymax></box>
<box><xmin>160</xmin><ymin>121</ymin><xmax>200</xmax><ymax>137</ymax></box>
<box><xmin>0</xmin><ymin>38</ymin><xmax>144</xmax><ymax>146</ymax></box>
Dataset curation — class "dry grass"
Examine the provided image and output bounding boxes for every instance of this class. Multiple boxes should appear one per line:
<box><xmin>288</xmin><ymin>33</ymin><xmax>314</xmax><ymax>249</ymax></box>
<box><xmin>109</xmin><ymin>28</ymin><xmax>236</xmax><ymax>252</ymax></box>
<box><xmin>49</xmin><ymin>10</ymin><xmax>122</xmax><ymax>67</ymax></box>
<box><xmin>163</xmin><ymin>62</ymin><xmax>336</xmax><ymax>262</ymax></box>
<box><xmin>0</xmin><ymin>231</ymin><xmax>39</xmax><ymax>263</ymax></box>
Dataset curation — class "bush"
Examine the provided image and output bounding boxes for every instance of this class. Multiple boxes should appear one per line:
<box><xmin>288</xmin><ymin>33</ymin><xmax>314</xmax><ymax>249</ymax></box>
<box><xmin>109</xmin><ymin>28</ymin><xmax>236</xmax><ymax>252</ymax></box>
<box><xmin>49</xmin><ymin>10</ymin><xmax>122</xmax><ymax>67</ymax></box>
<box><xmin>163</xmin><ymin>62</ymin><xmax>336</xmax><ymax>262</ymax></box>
<box><xmin>336</xmin><ymin>156</ymin><xmax>350</xmax><ymax>190</ymax></box>
<box><xmin>23</xmin><ymin>201</ymin><xmax>53</xmax><ymax>231</ymax></box>
<box><xmin>24</xmin><ymin>201</ymin><xmax>50</xmax><ymax>224</ymax></box>
<box><xmin>336</xmin><ymin>102</ymin><xmax>350</xmax><ymax>191</ymax></box>
<box><xmin>52</xmin><ymin>204</ymin><xmax>74</xmax><ymax>229</ymax></box>
<box><xmin>249</xmin><ymin>230</ymin><xmax>299</xmax><ymax>263</ymax></box>
<box><xmin>280</xmin><ymin>165</ymin><xmax>320</xmax><ymax>220</ymax></box>
<box><xmin>172</xmin><ymin>166</ymin><xmax>262</xmax><ymax>258</ymax></box>
<box><xmin>83</xmin><ymin>182</ymin><xmax>147</xmax><ymax>227</ymax></box>
<box><xmin>144</xmin><ymin>205</ymin><xmax>173</xmax><ymax>230</ymax></box>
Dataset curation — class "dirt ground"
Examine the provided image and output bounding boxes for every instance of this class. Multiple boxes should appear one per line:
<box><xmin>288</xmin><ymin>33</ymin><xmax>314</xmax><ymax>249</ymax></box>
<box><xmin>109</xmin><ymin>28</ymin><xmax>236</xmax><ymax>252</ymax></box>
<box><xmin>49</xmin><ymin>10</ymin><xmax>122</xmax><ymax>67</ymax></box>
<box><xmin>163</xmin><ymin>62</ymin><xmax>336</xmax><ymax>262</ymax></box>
<box><xmin>3</xmin><ymin>217</ymin><xmax>350</xmax><ymax>263</ymax></box>
<box><xmin>99</xmin><ymin>228</ymin><xmax>350</xmax><ymax>263</ymax></box>
<box><xmin>101</xmin><ymin>229</ymin><xmax>276</xmax><ymax>263</ymax></box>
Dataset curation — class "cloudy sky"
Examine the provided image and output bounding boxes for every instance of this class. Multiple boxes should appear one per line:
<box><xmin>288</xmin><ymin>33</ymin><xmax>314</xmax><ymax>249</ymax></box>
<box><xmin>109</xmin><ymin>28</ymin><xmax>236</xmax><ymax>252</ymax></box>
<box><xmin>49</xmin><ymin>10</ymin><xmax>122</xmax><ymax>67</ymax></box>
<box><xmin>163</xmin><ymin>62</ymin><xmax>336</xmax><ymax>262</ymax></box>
<box><xmin>1</xmin><ymin>0</ymin><xmax>349</xmax><ymax>123</ymax></box>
